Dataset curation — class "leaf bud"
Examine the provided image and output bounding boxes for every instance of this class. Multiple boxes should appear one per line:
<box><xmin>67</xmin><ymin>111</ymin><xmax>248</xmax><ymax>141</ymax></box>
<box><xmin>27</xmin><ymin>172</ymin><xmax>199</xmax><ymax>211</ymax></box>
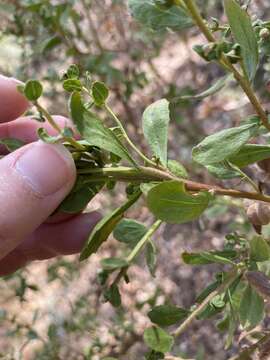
<box><xmin>202</xmin><ymin>43</ymin><xmax>217</xmax><ymax>58</ymax></box>
<box><xmin>193</xmin><ymin>43</ymin><xmax>219</xmax><ymax>62</ymax></box>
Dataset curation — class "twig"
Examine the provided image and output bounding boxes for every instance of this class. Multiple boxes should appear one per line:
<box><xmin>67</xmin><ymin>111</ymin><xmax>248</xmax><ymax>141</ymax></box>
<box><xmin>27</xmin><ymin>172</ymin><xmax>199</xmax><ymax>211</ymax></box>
<box><xmin>172</xmin><ymin>268</ymin><xmax>239</xmax><ymax>338</ymax></box>
<box><xmin>127</xmin><ymin>220</ymin><xmax>162</xmax><ymax>262</ymax></box>
<box><xmin>112</xmin><ymin>220</ymin><xmax>162</xmax><ymax>286</ymax></box>
<box><xmin>182</xmin><ymin>0</ymin><xmax>270</xmax><ymax>132</ymax></box>
<box><xmin>77</xmin><ymin>166</ymin><xmax>270</xmax><ymax>204</ymax></box>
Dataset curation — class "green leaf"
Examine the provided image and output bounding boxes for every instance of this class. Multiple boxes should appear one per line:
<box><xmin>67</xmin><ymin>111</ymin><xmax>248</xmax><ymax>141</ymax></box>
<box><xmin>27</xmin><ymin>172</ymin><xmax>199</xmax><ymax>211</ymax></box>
<box><xmin>192</xmin><ymin>123</ymin><xmax>259</xmax><ymax>165</ymax></box>
<box><xmin>101</xmin><ymin>257</ymin><xmax>128</xmax><ymax>271</ymax></box>
<box><xmin>145</xmin><ymin>351</ymin><xmax>165</xmax><ymax>360</ymax></box>
<box><xmin>211</xmin><ymin>295</ymin><xmax>225</xmax><ymax>308</ymax></box>
<box><xmin>66</xmin><ymin>64</ymin><xmax>80</xmax><ymax>79</ymax></box>
<box><xmin>140</xmin><ymin>182</ymin><xmax>160</xmax><ymax>195</ymax></box>
<box><xmin>167</xmin><ymin>160</ymin><xmax>188</xmax><ymax>178</ymax></box>
<box><xmin>59</xmin><ymin>183</ymin><xmax>103</xmax><ymax>213</ymax></box>
<box><xmin>128</xmin><ymin>0</ymin><xmax>193</xmax><ymax>32</ymax></box>
<box><xmin>143</xmin><ymin>326</ymin><xmax>174</xmax><ymax>353</ymax></box>
<box><xmin>197</xmin><ymin>302</ymin><xmax>224</xmax><ymax>320</ymax></box>
<box><xmin>146</xmin><ymin>241</ymin><xmax>157</xmax><ymax>277</ymax></box>
<box><xmin>0</xmin><ymin>138</ymin><xmax>25</xmax><ymax>152</ymax></box>
<box><xmin>69</xmin><ymin>92</ymin><xmax>137</xmax><ymax>166</ymax></box>
<box><xmin>147</xmin><ymin>181</ymin><xmax>211</xmax><ymax>224</ymax></box>
<box><xmin>148</xmin><ymin>305</ymin><xmax>189</xmax><ymax>327</ymax></box>
<box><xmin>239</xmin><ymin>285</ymin><xmax>264</xmax><ymax>329</ymax></box>
<box><xmin>196</xmin><ymin>279</ymin><xmax>221</xmax><ymax>303</ymax></box>
<box><xmin>92</xmin><ymin>81</ymin><xmax>109</xmax><ymax>106</ymax></box>
<box><xmin>224</xmin><ymin>0</ymin><xmax>258</xmax><ymax>80</ymax></box>
<box><xmin>69</xmin><ymin>91</ymin><xmax>85</xmax><ymax>129</ymax></box>
<box><xmin>205</xmin><ymin>162</ymin><xmax>240</xmax><ymax>179</ymax></box>
<box><xmin>142</xmin><ymin>99</ymin><xmax>170</xmax><ymax>166</ymax></box>
<box><xmin>229</xmin><ymin>144</ymin><xmax>270</xmax><ymax>168</ymax></box>
<box><xmin>63</xmin><ymin>79</ymin><xmax>82</xmax><ymax>92</ymax></box>
<box><xmin>225</xmin><ymin>315</ymin><xmax>238</xmax><ymax>350</ymax></box>
<box><xmin>173</xmin><ymin>75</ymin><xmax>232</xmax><ymax>102</ymax></box>
<box><xmin>41</xmin><ymin>35</ymin><xmax>61</xmax><ymax>54</ymax></box>
<box><xmin>182</xmin><ymin>250</ymin><xmax>237</xmax><ymax>265</ymax></box>
<box><xmin>104</xmin><ymin>284</ymin><xmax>121</xmax><ymax>308</ymax></box>
<box><xmin>113</xmin><ymin>219</ymin><xmax>147</xmax><ymax>248</ymax></box>
<box><xmin>250</xmin><ymin>236</ymin><xmax>270</xmax><ymax>262</ymax></box>
<box><xmin>80</xmin><ymin>191</ymin><xmax>141</xmax><ymax>261</ymax></box>
<box><xmin>200</xmin><ymin>252</ymin><xmax>235</xmax><ymax>265</ymax></box>
<box><xmin>23</xmin><ymin>80</ymin><xmax>43</xmax><ymax>101</ymax></box>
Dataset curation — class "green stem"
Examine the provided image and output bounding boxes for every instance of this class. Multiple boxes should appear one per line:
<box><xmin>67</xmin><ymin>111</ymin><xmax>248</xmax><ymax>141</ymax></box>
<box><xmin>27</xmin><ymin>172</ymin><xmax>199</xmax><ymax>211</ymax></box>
<box><xmin>104</xmin><ymin>104</ymin><xmax>157</xmax><ymax>167</ymax></box>
<box><xmin>183</xmin><ymin>0</ymin><xmax>216</xmax><ymax>42</ymax></box>
<box><xmin>227</xmin><ymin>162</ymin><xmax>260</xmax><ymax>193</ymax></box>
<box><xmin>35</xmin><ymin>102</ymin><xmax>62</xmax><ymax>133</ymax></box>
<box><xmin>127</xmin><ymin>220</ymin><xmax>162</xmax><ymax>263</ymax></box>
<box><xmin>182</xmin><ymin>0</ymin><xmax>270</xmax><ymax>132</ymax></box>
<box><xmin>172</xmin><ymin>268</ymin><xmax>240</xmax><ymax>338</ymax></box>
<box><xmin>77</xmin><ymin>166</ymin><xmax>270</xmax><ymax>203</ymax></box>
<box><xmin>112</xmin><ymin>220</ymin><xmax>162</xmax><ymax>286</ymax></box>
<box><xmin>34</xmin><ymin>102</ymin><xmax>85</xmax><ymax>151</ymax></box>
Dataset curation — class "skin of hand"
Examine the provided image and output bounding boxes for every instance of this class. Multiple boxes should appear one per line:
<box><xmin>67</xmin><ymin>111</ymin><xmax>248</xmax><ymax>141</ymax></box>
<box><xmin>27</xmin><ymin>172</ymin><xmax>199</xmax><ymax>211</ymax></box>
<box><xmin>0</xmin><ymin>74</ymin><xmax>101</xmax><ymax>276</ymax></box>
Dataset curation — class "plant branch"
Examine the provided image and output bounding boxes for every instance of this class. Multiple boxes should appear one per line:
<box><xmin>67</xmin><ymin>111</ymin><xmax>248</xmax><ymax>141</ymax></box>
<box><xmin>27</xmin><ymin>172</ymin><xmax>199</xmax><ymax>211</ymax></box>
<box><xmin>182</xmin><ymin>0</ymin><xmax>270</xmax><ymax>132</ymax></box>
<box><xmin>172</xmin><ymin>268</ymin><xmax>240</xmax><ymax>338</ymax></box>
<box><xmin>127</xmin><ymin>220</ymin><xmax>162</xmax><ymax>262</ymax></box>
<box><xmin>112</xmin><ymin>220</ymin><xmax>162</xmax><ymax>286</ymax></box>
<box><xmin>182</xmin><ymin>0</ymin><xmax>216</xmax><ymax>43</ymax></box>
<box><xmin>34</xmin><ymin>102</ymin><xmax>62</xmax><ymax>133</ymax></box>
<box><xmin>77</xmin><ymin>166</ymin><xmax>270</xmax><ymax>203</ymax></box>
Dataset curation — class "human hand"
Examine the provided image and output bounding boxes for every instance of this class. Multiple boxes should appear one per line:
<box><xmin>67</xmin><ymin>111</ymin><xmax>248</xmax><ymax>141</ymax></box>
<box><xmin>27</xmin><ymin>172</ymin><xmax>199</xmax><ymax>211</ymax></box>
<box><xmin>0</xmin><ymin>75</ymin><xmax>101</xmax><ymax>276</ymax></box>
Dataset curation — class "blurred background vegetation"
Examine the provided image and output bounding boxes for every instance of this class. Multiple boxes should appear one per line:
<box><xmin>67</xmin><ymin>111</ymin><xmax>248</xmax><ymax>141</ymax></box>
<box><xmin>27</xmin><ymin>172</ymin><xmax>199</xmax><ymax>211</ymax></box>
<box><xmin>1</xmin><ymin>0</ymin><xmax>270</xmax><ymax>359</ymax></box>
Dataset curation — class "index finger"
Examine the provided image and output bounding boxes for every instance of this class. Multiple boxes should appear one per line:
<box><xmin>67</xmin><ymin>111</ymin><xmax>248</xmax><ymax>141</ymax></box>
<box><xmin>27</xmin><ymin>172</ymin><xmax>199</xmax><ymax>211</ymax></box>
<box><xmin>0</xmin><ymin>75</ymin><xmax>29</xmax><ymax>123</ymax></box>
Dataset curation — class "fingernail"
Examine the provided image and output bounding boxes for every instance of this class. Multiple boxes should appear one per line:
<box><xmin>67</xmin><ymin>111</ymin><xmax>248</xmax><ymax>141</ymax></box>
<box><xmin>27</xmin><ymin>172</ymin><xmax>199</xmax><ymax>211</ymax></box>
<box><xmin>15</xmin><ymin>142</ymin><xmax>75</xmax><ymax>196</ymax></box>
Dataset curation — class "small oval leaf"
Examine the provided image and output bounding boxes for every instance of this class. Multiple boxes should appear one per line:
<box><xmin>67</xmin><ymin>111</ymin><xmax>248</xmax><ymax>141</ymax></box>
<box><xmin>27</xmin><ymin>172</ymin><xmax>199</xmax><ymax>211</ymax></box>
<box><xmin>148</xmin><ymin>305</ymin><xmax>189</xmax><ymax>327</ymax></box>
<box><xmin>142</xmin><ymin>99</ymin><xmax>170</xmax><ymax>166</ymax></box>
<box><xmin>239</xmin><ymin>285</ymin><xmax>264</xmax><ymax>329</ymax></box>
<box><xmin>128</xmin><ymin>0</ymin><xmax>193</xmax><ymax>32</ymax></box>
<box><xmin>113</xmin><ymin>218</ymin><xmax>147</xmax><ymax>248</ymax></box>
<box><xmin>192</xmin><ymin>123</ymin><xmax>259</xmax><ymax>165</ymax></box>
<box><xmin>224</xmin><ymin>0</ymin><xmax>258</xmax><ymax>80</ymax></box>
<box><xmin>143</xmin><ymin>326</ymin><xmax>174</xmax><ymax>353</ymax></box>
<box><xmin>147</xmin><ymin>181</ymin><xmax>211</xmax><ymax>224</ymax></box>
<box><xmin>24</xmin><ymin>79</ymin><xmax>43</xmax><ymax>101</ymax></box>
<box><xmin>92</xmin><ymin>81</ymin><xmax>109</xmax><ymax>106</ymax></box>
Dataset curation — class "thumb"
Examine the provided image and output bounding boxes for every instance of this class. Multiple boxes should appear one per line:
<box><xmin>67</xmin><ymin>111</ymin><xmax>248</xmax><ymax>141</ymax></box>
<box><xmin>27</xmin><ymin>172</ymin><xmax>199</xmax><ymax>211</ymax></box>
<box><xmin>0</xmin><ymin>141</ymin><xmax>76</xmax><ymax>260</ymax></box>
